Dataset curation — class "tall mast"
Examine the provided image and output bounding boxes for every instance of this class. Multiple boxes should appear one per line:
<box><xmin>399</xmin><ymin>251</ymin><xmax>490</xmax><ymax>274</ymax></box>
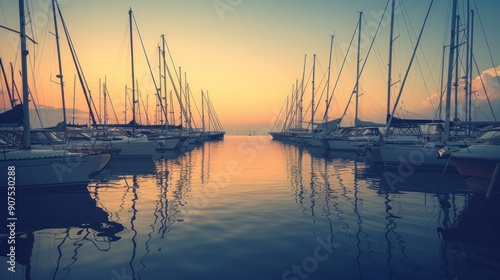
<box><xmin>157</xmin><ymin>42</ymin><xmax>161</xmax><ymax>125</ymax></box>
<box><xmin>157</xmin><ymin>44</ymin><xmax>161</xmax><ymax>125</ymax></box>
<box><xmin>438</xmin><ymin>45</ymin><xmax>447</xmax><ymax>119</ymax></box>
<box><xmin>201</xmin><ymin>90</ymin><xmax>205</xmax><ymax>132</ymax></box>
<box><xmin>19</xmin><ymin>0</ymin><xmax>30</xmax><ymax>149</ymax></box>
<box><xmin>99</xmin><ymin>78</ymin><xmax>101</xmax><ymax>119</ymax></box>
<box><xmin>104</xmin><ymin>76</ymin><xmax>108</xmax><ymax>124</ymax></box>
<box><xmin>387</xmin><ymin>0</ymin><xmax>395</xmax><ymax>122</ymax></box>
<box><xmin>169</xmin><ymin>90</ymin><xmax>174</xmax><ymax>126</ymax></box>
<box><xmin>207</xmin><ymin>91</ymin><xmax>211</xmax><ymax>132</ymax></box>
<box><xmin>124</xmin><ymin>85</ymin><xmax>127</xmax><ymax>124</ymax></box>
<box><xmin>464</xmin><ymin>0</ymin><xmax>470</xmax><ymax>124</ymax></box>
<box><xmin>311</xmin><ymin>54</ymin><xmax>316</xmax><ymax>131</ymax></box>
<box><xmin>161</xmin><ymin>35</ymin><xmax>169</xmax><ymax>126</ymax></box>
<box><xmin>72</xmin><ymin>74</ymin><xmax>76</xmax><ymax>124</ymax></box>
<box><xmin>129</xmin><ymin>8</ymin><xmax>136</xmax><ymax>136</ymax></box>
<box><xmin>179</xmin><ymin>66</ymin><xmax>183</xmax><ymax>128</ymax></box>
<box><xmin>291</xmin><ymin>79</ymin><xmax>300</xmax><ymax>128</ymax></box>
<box><xmin>52</xmin><ymin>0</ymin><xmax>67</xmax><ymax>135</ymax></box>
<box><xmin>444</xmin><ymin>0</ymin><xmax>458</xmax><ymax>141</ymax></box>
<box><xmin>453</xmin><ymin>15</ymin><xmax>460</xmax><ymax>133</ymax></box>
<box><xmin>185</xmin><ymin>72</ymin><xmax>192</xmax><ymax>129</ymax></box>
<box><xmin>324</xmin><ymin>35</ymin><xmax>334</xmax><ymax>123</ymax></box>
<box><xmin>355</xmin><ymin>11</ymin><xmax>362</xmax><ymax>131</ymax></box>
<box><xmin>468</xmin><ymin>9</ymin><xmax>474</xmax><ymax>123</ymax></box>
<box><xmin>299</xmin><ymin>54</ymin><xmax>306</xmax><ymax>129</ymax></box>
<box><xmin>384</xmin><ymin>0</ymin><xmax>434</xmax><ymax>137</ymax></box>
<box><xmin>10</xmin><ymin>63</ymin><xmax>17</xmax><ymax>107</ymax></box>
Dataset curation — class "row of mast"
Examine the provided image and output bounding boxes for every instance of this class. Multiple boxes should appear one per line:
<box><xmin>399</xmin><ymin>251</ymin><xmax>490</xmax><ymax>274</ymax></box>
<box><xmin>274</xmin><ymin>0</ymin><xmax>482</xmax><ymax>140</ymax></box>
<box><xmin>15</xmin><ymin>3</ymin><xmax>222</xmax><ymax>144</ymax></box>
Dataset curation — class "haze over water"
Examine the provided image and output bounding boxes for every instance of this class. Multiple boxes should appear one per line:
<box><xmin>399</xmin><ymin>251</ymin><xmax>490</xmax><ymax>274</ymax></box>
<box><xmin>1</xmin><ymin>136</ymin><xmax>499</xmax><ymax>280</ymax></box>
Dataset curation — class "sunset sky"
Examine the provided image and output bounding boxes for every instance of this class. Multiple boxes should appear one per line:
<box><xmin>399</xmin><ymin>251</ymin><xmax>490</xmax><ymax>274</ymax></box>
<box><xmin>1</xmin><ymin>0</ymin><xmax>499</xmax><ymax>134</ymax></box>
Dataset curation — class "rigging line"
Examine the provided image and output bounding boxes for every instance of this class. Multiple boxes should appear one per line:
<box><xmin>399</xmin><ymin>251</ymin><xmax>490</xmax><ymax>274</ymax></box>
<box><xmin>472</xmin><ymin>52</ymin><xmax>496</xmax><ymax>121</ymax></box>
<box><xmin>398</xmin><ymin>107</ymin><xmax>432</xmax><ymax>119</ymax></box>
<box><xmin>280</xmin><ymin>89</ymin><xmax>293</xmax><ymax>132</ymax></box>
<box><xmin>312</xmin><ymin>68</ymin><xmax>329</xmax><ymax>120</ymax></box>
<box><xmin>442</xmin><ymin>1</ymin><xmax>452</xmax><ymax>49</ymax></box>
<box><xmin>0</xmin><ymin>24</ymin><xmax>37</xmax><ymax>45</ymax></box>
<box><xmin>361</xmin><ymin>12</ymin><xmax>386</xmax><ymax>84</ymax></box>
<box><xmin>26</xmin><ymin>39</ymin><xmax>42</xmax><ymax>111</ymax></box>
<box><xmin>206</xmin><ymin>96</ymin><xmax>220</xmax><ymax>131</ymax></box>
<box><xmin>415</xmin><ymin>53</ymin><xmax>436</xmax><ymax>115</ymax></box>
<box><xmin>165</xmin><ymin>49</ymin><xmax>191</xmax><ymax>128</ymax></box>
<box><xmin>299</xmin><ymin>67</ymin><xmax>314</xmax><ymax>129</ymax></box>
<box><xmin>207</xmin><ymin>95</ymin><xmax>223</xmax><ymax>130</ymax></box>
<box><xmin>328</xmin><ymin>35</ymin><xmax>353</xmax><ymax>119</ymax></box>
<box><xmin>27</xmin><ymin>0</ymin><xmax>37</xmax><ymax>43</ymax></box>
<box><xmin>290</xmin><ymin>82</ymin><xmax>303</xmax><ymax>130</ymax></box>
<box><xmin>106</xmin><ymin>87</ymin><xmax>119</xmax><ymax>124</ymax></box>
<box><xmin>207</xmin><ymin>97</ymin><xmax>220</xmax><ymax>131</ymax></box>
<box><xmin>185</xmin><ymin>83</ymin><xmax>198</xmax><ymax>130</ymax></box>
<box><xmin>385</xmin><ymin>0</ymin><xmax>434</xmax><ymax>135</ymax></box>
<box><xmin>125</xmin><ymin>87</ymin><xmax>132</xmax><ymax>114</ymax></box>
<box><xmin>0</xmin><ymin>80</ymin><xmax>6</xmax><ymax>111</ymax></box>
<box><xmin>164</xmin><ymin>39</ymin><xmax>180</xmax><ymax>84</ymax></box>
<box><xmin>433</xmin><ymin>48</ymin><xmax>462</xmax><ymax>123</ymax></box>
<box><xmin>28</xmin><ymin>0</ymin><xmax>45</xmax><ymax>66</ymax></box>
<box><xmin>137</xmin><ymin>83</ymin><xmax>150</xmax><ymax>125</ymax></box>
<box><xmin>363</xmin><ymin>91</ymin><xmax>385</xmax><ymax>120</ymax></box>
<box><xmin>212</xmin><ymin>107</ymin><xmax>223</xmax><ymax>132</ymax></box>
<box><xmin>25</xmin><ymin>53</ymin><xmax>45</xmax><ymax>127</ymax></box>
<box><xmin>403</xmin><ymin>1</ymin><xmax>440</xmax><ymax>90</ymax></box>
<box><xmin>10</xmin><ymin>63</ymin><xmax>22</xmax><ymax>106</ymax></box>
<box><xmin>57</xmin><ymin>2</ymin><xmax>100</xmax><ymax>125</ymax></box>
<box><xmin>400</xmin><ymin>0</ymin><xmax>438</xmax><ymax>114</ymax></box>
<box><xmin>340</xmin><ymin>1</ymin><xmax>390</xmax><ymax>124</ymax></box>
<box><xmin>110</xmin><ymin>19</ymin><xmax>129</xmax><ymax>92</ymax></box>
<box><xmin>293</xmin><ymin>60</ymin><xmax>312</xmax><ymax>124</ymax></box>
<box><xmin>190</xmin><ymin>87</ymin><xmax>203</xmax><ymax>128</ymax></box>
<box><xmin>0</xmin><ymin>2</ymin><xmax>8</xmax><ymax>29</ymax></box>
<box><xmin>271</xmin><ymin>96</ymin><xmax>287</xmax><ymax>132</ymax></box>
<box><xmin>473</xmin><ymin>0</ymin><xmax>500</xmax><ymax>92</ymax></box>
<box><xmin>28</xmin><ymin>85</ymin><xmax>44</xmax><ymax>128</ymax></box>
<box><xmin>284</xmin><ymin>87</ymin><xmax>294</xmax><ymax>131</ymax></box>
<box><xmin>131</xmin><ymin>14</ymin><xmax>168</xmax><ymax>122</ymax></box>
<box><xmin>457</xmin><ymin>50</ymin><xmax>468</xmax><ymax>118</ymax></box>
<box><xmin>212</xmin><ymin>101</ymin><xmax>224</xmax><ymax>131</ymax></box>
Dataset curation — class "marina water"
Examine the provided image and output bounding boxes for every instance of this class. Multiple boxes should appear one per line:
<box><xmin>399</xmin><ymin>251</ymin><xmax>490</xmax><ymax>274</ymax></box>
<box><xmin>1</xmin><ymin>136</ymin><xmax>499</xmax><ymax>279</ymax></box>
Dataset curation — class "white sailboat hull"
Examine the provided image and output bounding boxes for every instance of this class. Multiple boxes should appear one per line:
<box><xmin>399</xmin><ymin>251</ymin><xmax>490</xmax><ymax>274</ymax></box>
<box><xmin>366</xmin><ymin>144</ymin><xmax>450</xmax><ymax>169</ymax></box>
<box><xmin>296</xmin><ymin>135</ymin><xmax>325</xmax><ymax>147</ymax></box>
<box><xmin>156</xmin><ymin>137</ymin><xmax>180</xmax><ymax>150</ymax></box>
<box><xmin>451</xmin><ymin>144</ymin><xmax>500</xmax><ymax>192</ymax></box>
<box><xmin>0</xmin><ymin>150</ymin><xmax>110</xmax><ymax>188</ymax></box>
<box><xmin>327</xmin><ymin>139</ymin><xmax>358</xmax><ymax>151</ymax></box>
<box><xmin>96</xmin><ymin>135</ymin><xmax>157</xmax><ymax>159</ymax></box>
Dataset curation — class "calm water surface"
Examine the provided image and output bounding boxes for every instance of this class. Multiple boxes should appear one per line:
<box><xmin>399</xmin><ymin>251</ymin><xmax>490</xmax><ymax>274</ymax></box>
<box><xmin>1</xmin><ymin>136</ymin><xmax>500</xmax><ymax>279</ymax></box>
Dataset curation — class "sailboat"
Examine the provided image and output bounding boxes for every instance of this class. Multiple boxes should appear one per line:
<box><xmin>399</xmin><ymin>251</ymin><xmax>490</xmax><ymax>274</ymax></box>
<box><xmin>0</xmin><ymin>0</ymin><xmax>111</xmax><ymax>188</ymax></box>
<box><xmin>449</xmin><ymin>127</ymin><xmax>500</xmax><ymax>193</ymax></box>
<box><xmin>364</xmin><ymin>0</ymin><xmax>471</xmax><ymax>169</ymax></box>
<box><xmin>200</xmin><ymin>90</ymin><xmax>225</xmax><ymax>141</ymax></box>
<box><xmin>89</xmin><ymin>8</ymin><xmax>159</xmax><ymax>158</ymax></box>
<box><xmin>323</xmin><ymin>12</ymin><xmax>383</xmax><ymax>152</ymax></box>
